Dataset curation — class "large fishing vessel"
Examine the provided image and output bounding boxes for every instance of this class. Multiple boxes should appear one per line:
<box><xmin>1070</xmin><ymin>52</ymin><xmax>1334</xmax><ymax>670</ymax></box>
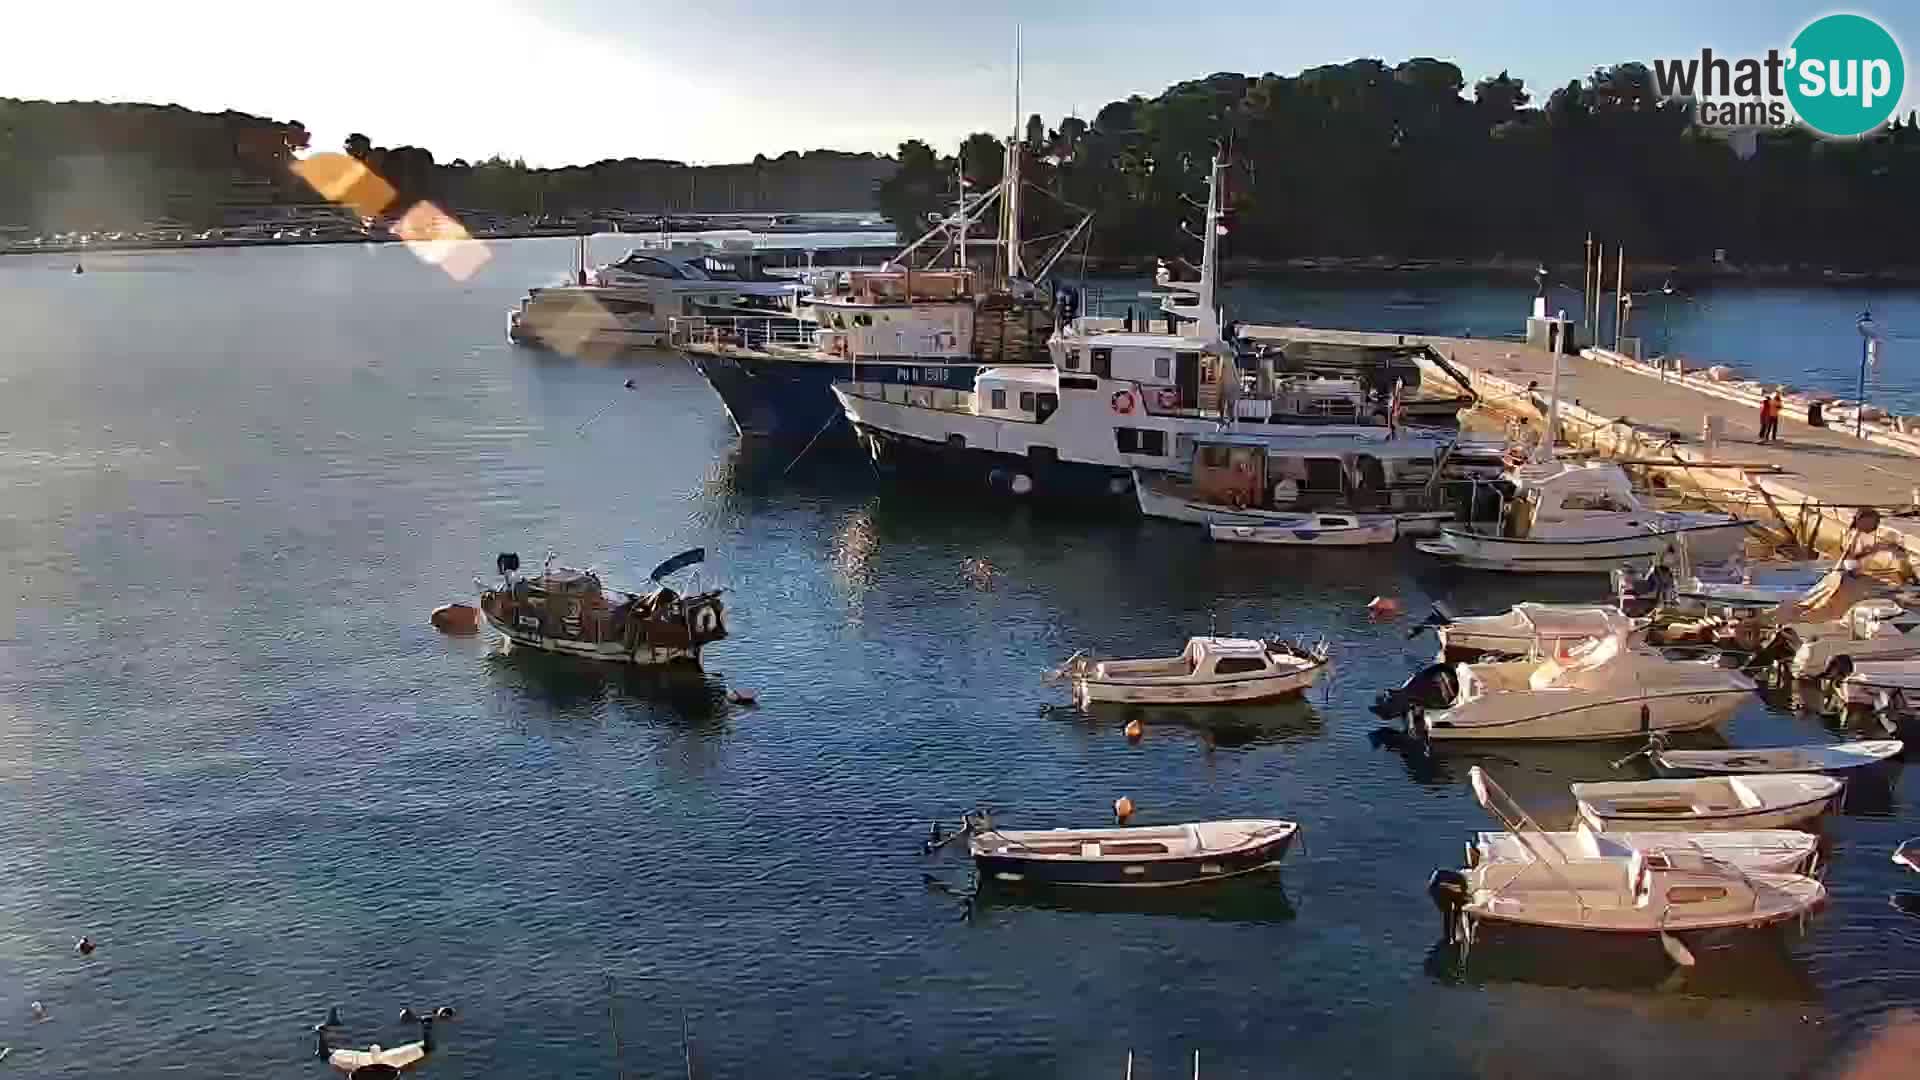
<box><xmin>668</xmin><ymin>135</ymin><xmax>1088</xmax><ymax>441</ymax></box>
<box><xmin>830</xmin><ymin>158</ymin><xmax>1458</xmax><ymax>507</ymax></box>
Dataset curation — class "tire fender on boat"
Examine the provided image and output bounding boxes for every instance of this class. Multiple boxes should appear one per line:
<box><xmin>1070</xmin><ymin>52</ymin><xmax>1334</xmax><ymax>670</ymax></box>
<box><xmin>693</xmin><ymin>605</ymin><xmax>720</xmax><ymax>634</ymax></box>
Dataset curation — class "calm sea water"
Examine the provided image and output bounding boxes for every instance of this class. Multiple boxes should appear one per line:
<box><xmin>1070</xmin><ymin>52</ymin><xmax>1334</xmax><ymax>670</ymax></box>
<box><xmin>2</xmin><ymin>240</ymin><xmax>1919</xmax><ymax>1078</ymax></box>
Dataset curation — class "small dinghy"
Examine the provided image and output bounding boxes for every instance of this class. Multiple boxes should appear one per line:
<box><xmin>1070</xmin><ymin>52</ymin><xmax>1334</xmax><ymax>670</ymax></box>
<box><xmin>1572</xmin><ymin>773</ymin><xmax>1843</xmax><ymax>832</ymax></box>
<box><xmin>1430</xmin><ymin>768</ymin><xmax>1826</xmax><ymax>957</ymax></box>
<box><xmin>1638</xmin><ymin>736</ymin><xmax>1902</xmax><ymax>776</ymax></box>
<box><xmin>1207</xmin><ymin>514</ymin><xmax>1397</xmax><ymax>547</ymax></box>
<box><xmin>1050</xmin><ymin>636</ymin><xmax>1327</xmax><ymax>707</ymax></box>
<box><xmin>941</xmin><ymin>811</ymin><xmax>1299</xmax><ymax>888</ymax></box>
<box><xmin>1895</xmin><ymin>839</ymin><xmax>1920</xmax><ymax>873</ymax></box>
<box><xmin>1473</xmin><ymin>823</ymin><xmax>1820</xmax><ymax>876</ymax></box>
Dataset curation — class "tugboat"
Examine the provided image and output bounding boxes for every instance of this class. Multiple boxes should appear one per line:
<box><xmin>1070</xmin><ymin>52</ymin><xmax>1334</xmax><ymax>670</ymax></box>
<box><xmin>477</xmin><ymin>549</ymin><xmax>726</xmax><ymax>666</ymax></box>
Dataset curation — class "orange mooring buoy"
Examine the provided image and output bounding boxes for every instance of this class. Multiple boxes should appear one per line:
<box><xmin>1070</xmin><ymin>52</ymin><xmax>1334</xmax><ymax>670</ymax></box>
<box><xmin>1366</xmin><ymin>596</ymin><xmax>1402</xmax><ymax>620</ymax></box>
<box><xmin>1113</xmin><ymin>796</ymin><xmax>1135</xmax><ymax>824</ymax></box>
<box><xmin>1124</xmin><ymin>718</ymin><xmax>1144</xmax><ymax>741</ymax></box>
<box><xmin>430</xmin><ymin>602</ymin><xmax>480</xmax><ymax>635</ymax></box>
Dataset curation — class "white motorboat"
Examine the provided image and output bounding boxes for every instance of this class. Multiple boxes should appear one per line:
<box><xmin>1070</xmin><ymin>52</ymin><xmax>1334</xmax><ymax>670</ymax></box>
<box><xmin>1572</xmin><ymin>773</ymin><xmax>1844</xmax><ymax>832</ymax></box>
<box><xmin>1427</xmin><ymin>602</ymin><xmax>1639</xmax><ymax>662</ymax></box>
<box><xmin>1473</xmin><ymin>822</ymin><xmax>1820</xmax><ymax>876</ymax></box>
<box><xmin>1415</xmin><ymin>460</ymin><xmax>1751</xmax><ymax>574</ymax></box>
<box><xmin>510</xmin><ymin>235</ymin><xmax>797</xmax><ymax>351</ymax></box>
<box><xmin>1208</xmin><ymin>515</ymin><xmax>1397</xmax><ymax>546</ymax></box>
<box><xmin>1642</xmin><ymin>737</ymin><xmax>1903</xmax><ymax>775</ymax></box>
<box><xmin>1430</xmin><ymin>768</ymin><xmax>1826</xmax><ymax>953</ymax></box>
<box><xmin>1379</xmin><ymin>633</ymin><xmax>1755</xmax><ymax>742</ymax></box>
<box><xmin>1050</xmin><ymin>636</ymin><xmax>1327</xmax><ymax>706</ymax></box>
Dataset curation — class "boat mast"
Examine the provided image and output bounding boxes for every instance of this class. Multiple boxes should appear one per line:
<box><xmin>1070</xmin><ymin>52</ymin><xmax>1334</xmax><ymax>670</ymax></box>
<box><xmin>1001</xmin><ymin>27</ymin><xmax>1025</xmax><ymax>285</ymax></box>
<box><xmin>1536</xmin><ymin>336</ymin><xmax>1561</xmax><ymax>464</ymax></box>
<box><xmin>1195</xmin><ymin>157</ymin><xmax>1223</xmax><ymax>341</ymax></box>
<box><xmin>956</xmin><ymin>157</ymin><xmax>968</xmax><ymax>272</ymax></box>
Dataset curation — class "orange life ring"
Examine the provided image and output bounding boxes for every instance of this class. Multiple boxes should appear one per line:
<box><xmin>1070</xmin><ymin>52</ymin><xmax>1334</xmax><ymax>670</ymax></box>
<box><xmin>1111</xmin><ymin>390</ymin><xmax>1136</xmax><ymax>415</ymax></box>
<box><xmin>1156</xmin><ymin>388</ymin><xmax>1178</xmax><ymax>410</ymax></box>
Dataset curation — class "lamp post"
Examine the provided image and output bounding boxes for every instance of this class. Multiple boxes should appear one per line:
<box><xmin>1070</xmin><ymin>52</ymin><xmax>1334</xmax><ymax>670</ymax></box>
<box><xmin>1856</xmin><ymin>309</ymin><xmax>1881</xmax><ymax>437</ymax></box>
<box><xmin>1660</xmin><ymin>279</ymin><xmax>1674</xmax><ymax>360</ymax></box>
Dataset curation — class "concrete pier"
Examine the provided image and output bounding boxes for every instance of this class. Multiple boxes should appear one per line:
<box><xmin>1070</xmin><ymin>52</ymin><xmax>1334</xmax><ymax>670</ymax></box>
<box><xmin>1244</xmin><ymin>326</ymin><xmax>1920</xmax><ymax>561</ymax></box>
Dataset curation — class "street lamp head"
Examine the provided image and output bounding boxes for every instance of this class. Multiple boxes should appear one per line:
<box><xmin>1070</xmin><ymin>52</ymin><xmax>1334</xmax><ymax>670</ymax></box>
<box><xmin>1661</xmin><ymin>279</ymin><xmax>1674</xmax><ymax>296</ymax></box>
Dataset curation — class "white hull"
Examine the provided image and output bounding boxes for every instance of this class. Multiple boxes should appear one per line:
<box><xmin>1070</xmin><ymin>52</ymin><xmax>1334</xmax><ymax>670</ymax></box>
<box><xmin>1655</xmin><ymin>739</ymin><xmax>1903</xmax><ymax>775</ymax></box>
<box><xmin>481</xmin><ymin>611</ymin><xmax>701</xmax><ymax>666</ymax></box>
<box><xmin>1425</xmin><ymin>688</ymin><xmax>1748</xmax><ymax>742</ymax></box>
<box><xmin>1465</xmin><ymin>871</ymin><xmax>1824</xmax><ymax>935</ymax></box>
<box><xmin>1840</xmin><ymin>660</ymin><xmax>1920</xmax><ymax>707</ymax></box>
<box><xmin>1132</xmin><ymin>471</ymin><xmax>1449</xmax><ymax>535</ymax></box>
<box><xmin>1075</xmin><ymin>664</ymin><xmax>1323</xmax><ymax>706</ymax></box>
<box><xmin>1208</xmin><ymin>517</ymin><xmax>1397</xmax><ymax>546</ymax></box>
<box><xmin>1474</xmin><ymin>829</ymin><xmax>1820</xmax><ymax>876</ymax></box>
<box><xmin>1418</xmin><ymin>521</ymin><xmax>1750</xmax><ymax>574</ymax></box>
<box><xmin>1434</xmin><ymin>604</ymin><xmax>1634</xmax><ymax>659</ymax></box>
<box><xmin>1573</xmin><ymin>774</ymin><xmax>1844</xmax><ymax>832</ymax></box>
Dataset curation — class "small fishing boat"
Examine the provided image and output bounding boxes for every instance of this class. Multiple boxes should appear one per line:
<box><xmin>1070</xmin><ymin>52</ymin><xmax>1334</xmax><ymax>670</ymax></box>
<box><xmin>1429</xmin><ymin>768</ymin><xmax>1826</xmax><ymax>958</ymax></box>
<box><xmin>1895</xmin><ymin>839</ymin><xmax>1920</xmax><ymax>873</ymax></box>
<box><xmin>1050</xmin><ymin>636</ymin><xmax>1327</xmax><ymax>706</ymax></box>
<box><xmin>1635</xmin><ymin>736</ymin><xmax>1902</xmax><ymax>775</ymax></box>
<box><xmin>1375</xmin><ymin>632</ymin><xmax>1754</xmax><ymax>742</ymax></box>
<box><xmin>477</xmin><ymin>548</ymin><xmax>726</xmax><ymax>666</ymax></box>
<box><xmin>945</xmin><ymin>811</ymin><xmax>1299</xmax><ymax>888</ymax></box>
<box><xmin>1571</xmin><ymin>773</ymin><xmax>1843</xmax><ymax>832</ymax></box>
<box><xmin>1833</xmin><ymin>657</ymin><xmax>1920</xmax><ymax>711</ymax></box>
<box><xmin>1473</xmin><ymin>823</ymin><xmax>1820</xmax><ymax>876</ymax></box>
<box><xmin>1208</xmin><ymin>514</ymin><xmax>1397</xmax><ymax>546</ymax></box>
<box><xmin>1421</xmin><ymin>602</ymin><xmax>1638</xmax><ymax>662</ymax></box>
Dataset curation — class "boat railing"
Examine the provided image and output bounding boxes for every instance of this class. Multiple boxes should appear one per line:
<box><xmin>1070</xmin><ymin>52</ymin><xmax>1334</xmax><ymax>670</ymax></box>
<box><xmin>668</xmin><ymin>315</ymin><xmax>817</xmax><ymax>352</ymax></box>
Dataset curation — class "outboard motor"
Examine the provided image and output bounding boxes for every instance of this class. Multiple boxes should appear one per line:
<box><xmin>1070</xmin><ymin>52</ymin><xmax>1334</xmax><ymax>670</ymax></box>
<box><xmin>1615</xmin><ymin>562</ymin><xmax>1675</xmax><ymax>618</ymax></box>
<box><xmin>1370</xmin><ymin>662</ymin><xmax>1459</xmax><ymax>721</ymax></box>
<box><xmin>496</xmin><ymin>552</ymin><xmax>520</xmax><ymax>577</ymax></box>
<box><xmin>1427</xmin><ymin>868</ymin><xmax>1471</xmax><ymax>943</ymax></box>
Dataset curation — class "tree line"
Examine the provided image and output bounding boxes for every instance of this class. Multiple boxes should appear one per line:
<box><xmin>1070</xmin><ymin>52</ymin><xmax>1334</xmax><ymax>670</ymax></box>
<box><xmin>878</xmin><ymin>59</ymin><xmax>1920</xmax><ymax>270</ymax></box>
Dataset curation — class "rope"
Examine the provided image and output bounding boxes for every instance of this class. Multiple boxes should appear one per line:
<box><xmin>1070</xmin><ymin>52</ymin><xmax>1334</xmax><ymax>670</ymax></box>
<box><xmin>782</xmin><ymin>409</ymin><xmax>843</xmax><ymax>477</ymax></box>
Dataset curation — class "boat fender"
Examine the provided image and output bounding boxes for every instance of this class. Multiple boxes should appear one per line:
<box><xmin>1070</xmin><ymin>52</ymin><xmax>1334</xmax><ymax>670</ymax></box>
<box><xmin>694</xmin><ymin>606</ymin><xmax>720</xmax><ymax>634</ymax></box>
<box><xmin>1114</xmin><ymin>796</ymin><xmax>1135</xmax><ymax>824</ymax></box>
<box><xmin>1009</xmin><ymin>474</ymin><xmax>1034</xmax><ymax>496</ymax></box>
<box><xmin>1110</xmin><ymin>389</ymin><xmax>1136</xmax><ymax>415</ymax></box>
<box><xmin>1427</xmin><ymin>868</ymin><xmax>1470</xmax><ymax>941</ymax></box>
<box><xmin>1124</xmin><ymin>718</ymin><xmax>1144</xmax><ymax>741</ymax></box>
<box><xmin>1639</xmin><ymin>704</ymin><xmax>1651</xmax><ymax>734</ymax></box>
<box><xmin>1108</xmin><ymin>474</ymin><xmax>1131</xmax><ymax>496</ymax></box>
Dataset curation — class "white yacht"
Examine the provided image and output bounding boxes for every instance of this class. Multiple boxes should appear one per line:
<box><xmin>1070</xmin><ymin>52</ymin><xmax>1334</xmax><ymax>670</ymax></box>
<box><xmin>508</xmin><ymin>235</ymin><xmax>798</xmax><ymax>351</ymax></box>
<box><xmin>831</xmin><ymin>158</ymin><xmax>1422</xmax><ymax>505</ymax></box>
<box><xmin>1414</xmin><ymin>459</ymin><xmax>1751</xmax><ymax>573</ymax></box>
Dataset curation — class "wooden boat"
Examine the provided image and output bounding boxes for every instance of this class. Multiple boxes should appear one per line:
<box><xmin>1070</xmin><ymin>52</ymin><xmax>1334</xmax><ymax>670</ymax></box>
<box><xmin>1472</xmin><ymin>823</ymin><xmax>1820</xmax><ymax>876</ymax></box>
<box><xmin>1208</xmin><ymin>514</ymin><xmax>1397</xmax><ymax>547</ymax></box>
<box><xmin>1572</xmin><ymin>773</ymin><xmax>1843</xmax><ymax>832</ymax></box>
<box><xmin>963</xmin><ymin>814</ymin><xmax>1299</xmax><ymax>888</ymax></box>
<box><xmin>1051</xmin><ymin>636</ymin><xmax>1327</xmax><ymax>706</ymax></box>
<box><xmin>1643</xmin><ymin>737</ymin><xmax>1902</xmax><ymax>775</ymax></box>
<box><xmin>1430</xmin><ymin>768</ymin><xmax>1826</xmax><ymax>956</ymax></box>
<box><xmin>476</xmin><ymin>549</ymin><xmax>726</xmax><ymax>666</ymax></box>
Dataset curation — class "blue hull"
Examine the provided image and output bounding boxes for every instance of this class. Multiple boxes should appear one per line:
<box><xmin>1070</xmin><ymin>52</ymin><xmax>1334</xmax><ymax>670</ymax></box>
<box><xmin>688</xmin><ymin>350</ymin><xmax>979</xmax><ymax>442</ymax></box>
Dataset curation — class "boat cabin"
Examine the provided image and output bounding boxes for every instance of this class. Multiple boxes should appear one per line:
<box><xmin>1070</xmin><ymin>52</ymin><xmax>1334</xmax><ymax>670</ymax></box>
<box><xmin>810</xmin><ymin>268</ymin><xmax>978</xmax><ymax>361</ymax></box>
<box><xmin>1051</xmin><ymin>329</ymin><xmax>1234</xmax><ymax>414</ymax></box>
<box><xmin>1095</xmin><ymin>637</ymin><xmax>1295</xmax><ymax>681</ymax></box>
<box><xmin>974</xmin><ymin>367</ymin><xmax>1061</xmax><ymax>422</ymax></box>
<box><xmin>1185</xmin><ymin>434</ymin><xmax>1444</xmax><ymax>512</ymax></box>
<box><xmin>1502</xmin><ymin>462</ymin><xmax>1651</xmax><ymax>535</ymax></box>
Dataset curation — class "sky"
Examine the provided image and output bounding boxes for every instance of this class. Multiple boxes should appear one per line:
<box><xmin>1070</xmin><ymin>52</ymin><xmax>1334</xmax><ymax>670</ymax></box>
<box><xmin>5</xmin><ymin>1</ymin><xmax>1916</xmax><ymax>166</ymax></box>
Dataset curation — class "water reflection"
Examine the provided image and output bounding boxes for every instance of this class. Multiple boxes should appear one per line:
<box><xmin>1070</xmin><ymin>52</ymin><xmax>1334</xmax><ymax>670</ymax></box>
<box><xmin>485</xmin><ymin>647</ymin><xmax>731</xmax><ymax>730</ymax></box>
<box><xmin>973</xmin><ymin>868</ymin><xmax>1298</xmax><ymax>925</ymax></box>
<box><xmin>1047</xmin><ymin>697</ymin><xmax>1327</xmax><ymax>751</ymax></box>
<box><xmin>1427</xmin><ymin>923</ymin><xmax>1820</xmax><ymax>1000</ymax></box>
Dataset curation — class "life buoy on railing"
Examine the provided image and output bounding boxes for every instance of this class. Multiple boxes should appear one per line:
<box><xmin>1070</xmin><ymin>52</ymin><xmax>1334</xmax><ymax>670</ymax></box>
<box><xmin>1156</xmin><ymin>388</ymin><xmax>1178</xmax><ymax>410</ymax></box>
<box><xmin>1111</xmin><ymin>390</ymin><xmax>1137</xmax><ymax>415</ymax></box>
<box><xmin>694</xmin><ymin>606</ymin><xmax>720</xmax><ymax>634</ymax></box>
